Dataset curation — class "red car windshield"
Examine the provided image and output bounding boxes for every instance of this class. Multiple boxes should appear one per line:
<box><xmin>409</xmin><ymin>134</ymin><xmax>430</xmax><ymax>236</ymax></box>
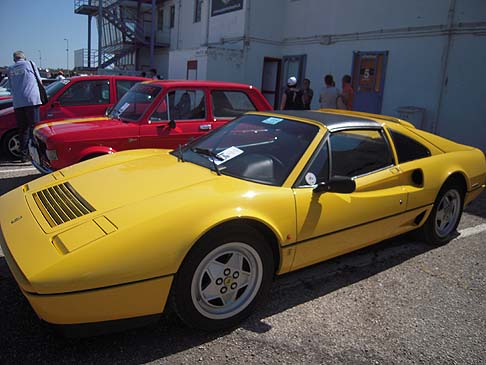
<box><xmin>110</xmin><ymin>83</ymin><xmax>161</xmax><ymax>122</ymax></box>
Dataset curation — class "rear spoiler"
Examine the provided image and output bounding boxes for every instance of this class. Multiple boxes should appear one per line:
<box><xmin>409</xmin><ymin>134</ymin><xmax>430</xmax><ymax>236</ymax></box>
<box><xmin>318</xmin><ymin>109</ymin><xmax>416</xmax><ymax>129</ymax></box>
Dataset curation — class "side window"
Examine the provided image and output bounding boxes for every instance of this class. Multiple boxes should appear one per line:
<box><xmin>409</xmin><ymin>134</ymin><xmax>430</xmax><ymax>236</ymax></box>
<box><xmin>330</xmin><ymin>129</ymin><xmax>393</xmax><ymax>178</ymax></box>
<box><xmin>211</xmin><ymin>90</ymin><xmax>257</xmax><ymax>118</ymax></box>
<box><xmin>297</xmin><ymin>140</ymin><xmax>329</xmax><ymax>187</ymax></box>
<box><xmin>389</xmin><ymin>129</ymin><xmax>431</xmax><ymax>163</ymax></box>
<box><xmin>169</xmin><ymin>89</ymin><xmax>206</xmax><ymax>120</ymax></box>
<box><xmin>59</xmin><ymin>80</ymin><xmax>110</xmax><ymax>106</ymax></box>
<box><xmin>149</xmin><ymin>94</ymin><xmax>169</xmax><ymax>122</ymax></box>
<box><xmin>116</xmin><ymin>80</ymin><xmax>140</xmax><ymax>100</ymax></box>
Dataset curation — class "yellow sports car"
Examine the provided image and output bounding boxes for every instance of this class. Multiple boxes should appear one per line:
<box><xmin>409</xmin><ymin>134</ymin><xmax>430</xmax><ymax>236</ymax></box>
<box><xmin>0</xmin><ymin>110</ymin><xmax>485</xmax><ymax>334</ymax></box>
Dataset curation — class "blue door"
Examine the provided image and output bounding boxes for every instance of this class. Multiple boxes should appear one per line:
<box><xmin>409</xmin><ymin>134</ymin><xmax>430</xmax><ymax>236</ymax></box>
<box><xmin>351</xmin><ymin>51</ymin><xmax>388</xmax><ymax>114</ymax></box>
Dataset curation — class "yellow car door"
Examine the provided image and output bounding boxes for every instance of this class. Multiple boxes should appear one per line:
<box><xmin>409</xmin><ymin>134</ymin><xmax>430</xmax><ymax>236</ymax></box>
<box><xmin>291</xmin><ymin>128</ymin><xmax>408</xmax><ymax>271</ymax></box>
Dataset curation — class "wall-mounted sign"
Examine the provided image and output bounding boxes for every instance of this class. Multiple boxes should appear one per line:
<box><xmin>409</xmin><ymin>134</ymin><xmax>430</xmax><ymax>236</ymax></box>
<box><xmin>211</xmin><ymin>0</ymin><xmax>244</xmax><ymax>17</ymax></box>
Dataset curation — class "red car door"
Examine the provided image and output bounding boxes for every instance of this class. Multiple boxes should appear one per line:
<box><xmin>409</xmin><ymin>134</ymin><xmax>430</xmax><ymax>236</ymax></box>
<box><xmin>139</xmin><ymin>88</ymin><xmax>211</xmax><ymax>149</ymax></box>
<box><xmin>45</xmin><ymin>79</ymin><xmax>111</xmax><ymax>119</ymax></box>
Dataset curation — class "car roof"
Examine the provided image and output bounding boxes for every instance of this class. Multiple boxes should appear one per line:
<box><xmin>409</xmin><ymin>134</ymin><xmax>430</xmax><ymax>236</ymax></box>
<box><xmin>145</xmin><ymin>79</ymin><xmax>256</xmax><ymax>89</ymax></box>
<box><xmin>263</xmin><ymin>110</ymin><xmax>382</xmax><ymax>132</ymax></box>
<box><xmin>68</xmin><ymin>75</ymin><xmax>149</xmax><ymax>81</ymax></box>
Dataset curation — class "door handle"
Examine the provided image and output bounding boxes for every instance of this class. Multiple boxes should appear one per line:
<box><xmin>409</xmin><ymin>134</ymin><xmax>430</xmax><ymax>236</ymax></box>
<box><xmin>199</xmin><ymin>124</ymin><xmax>212</xmax><ymax>131</ymax></box>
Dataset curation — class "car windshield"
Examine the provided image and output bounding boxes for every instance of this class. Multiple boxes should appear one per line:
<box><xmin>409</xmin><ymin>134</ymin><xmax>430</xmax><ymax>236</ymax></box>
<box><xmin>173</xmin><ymin>114</ymin><xmax>320</xmax><ymax>186</ymax></box>
<box><xmin>46</xmin><ymin>80</ymin><xmax>69</xmax><ymax>99</ymax></box>
<box><xmin>109</xmin><ymin>83</ymin><xmax>161</xmax><ymax>122</ymax></box>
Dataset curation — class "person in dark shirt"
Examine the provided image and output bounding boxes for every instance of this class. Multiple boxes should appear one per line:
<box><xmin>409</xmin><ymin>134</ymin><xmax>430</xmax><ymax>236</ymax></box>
<box><xmin>280</xmin><ymin>76</ymin><xmax>304</xmax><ymax>110</ymax></box>
<box><xmin>302</xmin><ymin>78</ymin><xmax>314</xmax><ymax>110</ymax></box>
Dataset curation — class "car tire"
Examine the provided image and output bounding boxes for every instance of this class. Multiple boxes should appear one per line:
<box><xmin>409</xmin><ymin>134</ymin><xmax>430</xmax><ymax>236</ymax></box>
<box><xmin>419</xmin><ymin>182</ymin><xmax>465</xmax><ymax>245</ymax></box>
<box><xmin>2</xmin><ymin>129</ymin><xmax>21</xmax><ymax>159</ymax></box>
<box><xmin>172</xmin><ymin>225</ymin><xmax>274</xmax><ymax>331</ymax></box>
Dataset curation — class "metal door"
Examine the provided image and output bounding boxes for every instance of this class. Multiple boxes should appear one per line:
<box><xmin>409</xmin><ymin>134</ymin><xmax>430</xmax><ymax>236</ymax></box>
<box><xmin>351</xmin><ymin>51</ymin><xmax>388</xmax><ymax>114</ymax></box>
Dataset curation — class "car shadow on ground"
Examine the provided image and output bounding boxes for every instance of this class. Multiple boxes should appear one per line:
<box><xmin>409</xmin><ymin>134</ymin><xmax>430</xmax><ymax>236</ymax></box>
<box><xmin>0</xmin><ymin>233</ymin><xmax>438</xmax><ymax>364</ymax></box>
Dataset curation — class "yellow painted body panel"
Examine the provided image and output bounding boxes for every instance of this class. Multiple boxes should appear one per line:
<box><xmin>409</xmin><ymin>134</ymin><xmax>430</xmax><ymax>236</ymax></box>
<box><xmin>23</xmin><ymin>276</ymin><xmax>172</xmax><ymax>325</ymax></box>
<box><xmin>0</xmin><ymin>110</ymin><xmax>485</xmax><ymax>326</ymax></box>
<box><xmin>34</xmin><ymin>117</ymin><xmax>109</xmax><ymax>133</ymax></box>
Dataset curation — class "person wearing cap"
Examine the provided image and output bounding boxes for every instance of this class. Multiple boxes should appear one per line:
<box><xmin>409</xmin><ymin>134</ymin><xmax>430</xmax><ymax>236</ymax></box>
<box><xmin>7</xmin><ymin>50</ymin><xmax>42</xmax><ymax>162</ymax></box>
<box><xmin>280</xmin><ymin>76</ymin><xmax>304</xmax><ymax>110</ymax></box>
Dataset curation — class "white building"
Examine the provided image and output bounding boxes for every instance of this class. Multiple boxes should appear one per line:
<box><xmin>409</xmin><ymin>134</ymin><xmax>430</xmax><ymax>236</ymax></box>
<box><xmin>138</xmin><ymin>0</ymin><xmax>486</xmax><ymax>150</ymax></box>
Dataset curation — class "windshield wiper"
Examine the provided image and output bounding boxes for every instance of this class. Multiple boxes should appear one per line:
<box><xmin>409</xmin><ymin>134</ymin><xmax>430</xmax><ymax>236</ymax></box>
<box><xmin>191</xmin><ymin>147</ymin><xmax>222</xmax><ymax>175</ymax></box>
<box><xmin>191</xmin><ymin>147</ymin><xmax>224</xmax><ymax>161</ymax></box>
<box><xmin>177</xmin><ymin>144</ymin><xmax>185</xmax><ymax>162</ymax></box>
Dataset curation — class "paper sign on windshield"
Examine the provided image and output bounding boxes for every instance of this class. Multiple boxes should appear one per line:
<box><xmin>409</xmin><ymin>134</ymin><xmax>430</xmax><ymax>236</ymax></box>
<box><xmin>215</xmin><ymin>146</ymin><xmax>244</xmax><ymax>165</ymax></box>
<box><xmin>261</xmin><ymin>117</ymin><xmax>283</xmax><ymax>125</ymax></box>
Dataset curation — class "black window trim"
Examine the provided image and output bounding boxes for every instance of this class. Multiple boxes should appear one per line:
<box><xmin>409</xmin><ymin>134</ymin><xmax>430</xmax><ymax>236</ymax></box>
<box><xmin>294</xmin><ymin>126</ymin><xmax>396</xmax><ymax>188</ymax></box>
<box><xmin>330</xmin><ymin>127</ymin><xmax>395</xmax><ymax>179</ymax></box>
<box><xmin>293</xmin><ymin>131</ymin><xmax>330</xmax><ymax>188</ymax></box>
<box><xmin>386</xmin><ymin>127</ymin><xmax>431</xmax><ymax>164</ymax></box>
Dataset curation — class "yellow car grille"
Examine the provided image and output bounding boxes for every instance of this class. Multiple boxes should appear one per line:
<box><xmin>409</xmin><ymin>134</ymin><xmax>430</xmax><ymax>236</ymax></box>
<box><xmin>33</xmin><ymin>183</ymin><xmax>95</xmax><ymax>227</ymax></box>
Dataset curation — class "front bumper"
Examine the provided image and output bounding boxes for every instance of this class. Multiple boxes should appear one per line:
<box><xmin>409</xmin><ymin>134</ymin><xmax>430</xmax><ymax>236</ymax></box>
<box><xmin>22</xmin><ymin>275</ymin><xmax>173</xmax><ymax>325</ymax></box>
<box><xmin>0</xmin><ymin>186</ymin><xmax>173</xmax><ymax>325</ymax></box>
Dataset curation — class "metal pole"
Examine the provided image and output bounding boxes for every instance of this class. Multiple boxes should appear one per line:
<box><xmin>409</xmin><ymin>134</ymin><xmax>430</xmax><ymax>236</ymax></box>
<box><xmin>38</xmin><ymin>50</ymin><xmax>42</xmax><ymax>68</ymax></box>
<box><xmin>87</xmin><ymin>0</ymin><xmax>92</xmax><ymax>68</ymax></box>
<box><xmin>98</xmin><ymin>0</ymin><xmax>103</xmax><ymax>68</ymax></box>
<box><xmin>150</xmin><ymin>0</ymin><xmax>156</xmax><ymax>69</ymax></box>
<box><xmin>433</xmin><ymin>0</ymin><xmax>456</xmax><ymax>134</ymax></box>
<box><xmin>88</xmin><ymin>16</ymin><xmax>92</xmax><ymax>68</ymax></box>
<box><xmin>64</xmin><ymin>38</ymin><xmax>69</xmax><ymax>72</ymax></box>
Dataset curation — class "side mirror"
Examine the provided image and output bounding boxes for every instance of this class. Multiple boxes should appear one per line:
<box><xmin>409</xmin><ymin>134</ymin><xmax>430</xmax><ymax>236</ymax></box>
<box><xmin>313</xmin><ymin>176</ymin><xmax>356</xmax><ymax>194</ymax></box>
<box><xmin>168</xmin><ymin>119</ymin><xmax>176</xmax><ymax>129</ymax></box>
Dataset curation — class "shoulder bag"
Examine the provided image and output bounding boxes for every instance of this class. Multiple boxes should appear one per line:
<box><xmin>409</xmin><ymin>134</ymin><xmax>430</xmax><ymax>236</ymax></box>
<box><xmin>29</xmin><ymin>61</ymin><xmax>48</xmax><ymax>105</ymax></box>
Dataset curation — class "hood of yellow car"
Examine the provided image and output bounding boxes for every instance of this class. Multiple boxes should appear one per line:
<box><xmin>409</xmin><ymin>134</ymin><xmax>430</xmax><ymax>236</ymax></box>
<box><xmin>58</xmin><ymin>149</ymin><xmax>218</xmax><ymax>213</ymax></box>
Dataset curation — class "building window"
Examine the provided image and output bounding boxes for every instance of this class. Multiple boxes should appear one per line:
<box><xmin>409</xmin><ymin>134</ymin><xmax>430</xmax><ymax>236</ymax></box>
<box><xmin>194</xmin><ymin>0</ymin><xmax>202</xmax><ymax>23</ymax></box>
<box><xmin>157</xmin><ymin>8</ymin><xmax>164</xmax><ymax>31</ymax></box>
<box><xmin>170</xmin><ymin>5</ymin><xmax>175</xmax><ymax>28</ymax></box>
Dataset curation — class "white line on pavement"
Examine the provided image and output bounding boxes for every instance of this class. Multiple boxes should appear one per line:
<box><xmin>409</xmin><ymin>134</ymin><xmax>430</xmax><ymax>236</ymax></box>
<box><xmin>457</xmin><ymin>223</ymin><xmax>486</xmax><ymax>239</ymax></box>
<box><xmin>0</xmin><ymin>167</ymin><xmax>38</xmax><ymax>174</ymax></box>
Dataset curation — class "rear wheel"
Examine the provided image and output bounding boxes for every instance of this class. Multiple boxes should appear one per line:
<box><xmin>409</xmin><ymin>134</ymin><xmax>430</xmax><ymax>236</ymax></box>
<box><xmin>172</xmin><ymin>226</ymin><xmax>274</xmax><ymax>331</ymax></box>
<box><xmin>2</xmin><ymin>130</ymin><xmax>21</xmax><ymax>159</ymax></box>
<box><xmin>420</xmin><ymin>182</ymin><xmax>464</xmax><ymax>245</ymax></box>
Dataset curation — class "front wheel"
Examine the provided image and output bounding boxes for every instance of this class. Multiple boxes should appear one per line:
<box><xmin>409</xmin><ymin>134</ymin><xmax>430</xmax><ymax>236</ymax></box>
<box><xmin>172</xmin><ymin>227</ymin><xmax>274</xmax><ymax>331</ymax></box>
<box><xmin>419</xmin><ymin>183</ymin><xmax>464</xmax><ymax>245</ymax></box>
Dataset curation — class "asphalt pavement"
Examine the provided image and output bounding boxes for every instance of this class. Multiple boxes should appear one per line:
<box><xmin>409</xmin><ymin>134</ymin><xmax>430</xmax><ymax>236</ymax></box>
<box><xmin>0</xmin><ymin>158</ymin><xmax>485</xmax><ymax>364</ymax></box>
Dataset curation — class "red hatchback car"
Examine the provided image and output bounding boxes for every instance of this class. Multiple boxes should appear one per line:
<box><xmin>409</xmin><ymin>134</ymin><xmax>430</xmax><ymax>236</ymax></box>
<box><xmin>30</xmin><ymin>80</ymin><xmax>272</xmax><ymax>172</ymax></box>
<box><xmin>0</xmin><ymin>75</ymin><xmax>148</xmax><ymax>158</ymax></box>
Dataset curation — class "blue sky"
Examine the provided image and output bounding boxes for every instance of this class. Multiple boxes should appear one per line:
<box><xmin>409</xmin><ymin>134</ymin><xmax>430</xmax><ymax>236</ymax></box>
<box><xmin>1</xmin><ymin>0</ymin><xmax>98</xmax><ymax>69</ymax></box>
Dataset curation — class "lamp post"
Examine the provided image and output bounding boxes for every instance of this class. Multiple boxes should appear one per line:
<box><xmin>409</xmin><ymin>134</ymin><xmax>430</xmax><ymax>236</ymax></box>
<box><xmin>63</xmin><ymin>38</ymin><xmax>69</xmax><ymax>74</ymax></box>
<box><xmin>38</xmin><ymin>50</ymin><xmax>42</xmax><ymax>68</ymax></box>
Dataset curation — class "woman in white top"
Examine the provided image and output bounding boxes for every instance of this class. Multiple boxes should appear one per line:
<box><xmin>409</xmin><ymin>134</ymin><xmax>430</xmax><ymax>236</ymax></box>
<box><xmin>319</xmin><ymin>74</ymin><xmax>339</xmax><ymax>109</ymax></box>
